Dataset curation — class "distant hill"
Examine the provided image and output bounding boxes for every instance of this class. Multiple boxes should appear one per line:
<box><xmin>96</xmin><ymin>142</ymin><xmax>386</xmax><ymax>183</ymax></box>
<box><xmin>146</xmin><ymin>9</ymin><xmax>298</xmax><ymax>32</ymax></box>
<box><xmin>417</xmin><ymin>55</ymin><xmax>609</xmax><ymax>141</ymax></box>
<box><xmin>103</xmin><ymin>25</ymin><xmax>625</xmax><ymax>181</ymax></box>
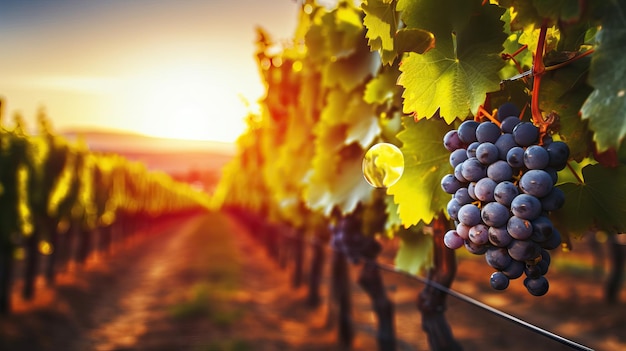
<box><xmin>61</xmin><ymin>128</ymin><xmax>235</xmax><ymax>175</ymax></box>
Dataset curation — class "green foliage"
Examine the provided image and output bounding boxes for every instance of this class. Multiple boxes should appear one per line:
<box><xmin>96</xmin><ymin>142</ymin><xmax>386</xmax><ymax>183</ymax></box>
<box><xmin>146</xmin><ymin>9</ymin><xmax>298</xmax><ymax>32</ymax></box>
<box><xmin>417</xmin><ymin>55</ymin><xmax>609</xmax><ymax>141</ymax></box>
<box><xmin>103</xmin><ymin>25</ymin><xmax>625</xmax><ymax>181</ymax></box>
<box><xmin>397</xmin><ymin>1</ymin><xmax>507</xmax><ymax>123</ymax></box>
<box><xmin>581</xmin><ymin>0</ymin><xmax>626</xmax><ymax>152</ymax></box>
<box><xmin>394</xmin><ymin>226</ymin><xmax>433</xmax><ymax>275</ymax></box>
<box><xmin>387</xmin><ymin>116</ymin><xmax>450</xmax><ymax>226</ymax></box>
<box><xmin>556</xmin><ymin>164</ymin><xmax>626</xmax><ymax>235</ymax></box>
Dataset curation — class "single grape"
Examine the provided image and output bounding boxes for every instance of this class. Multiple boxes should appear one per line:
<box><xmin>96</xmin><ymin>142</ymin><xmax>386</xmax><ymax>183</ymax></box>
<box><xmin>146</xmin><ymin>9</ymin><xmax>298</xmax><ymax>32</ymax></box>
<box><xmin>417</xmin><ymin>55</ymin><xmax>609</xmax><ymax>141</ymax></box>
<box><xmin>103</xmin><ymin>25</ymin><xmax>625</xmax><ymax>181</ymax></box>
<box><xmin>476</xmin><ymin>122</ymin><xmax>501</xmax><ymax>143</ymax></box>
<box><xmin>523</xmin><ymin>145</ymin><xmax>550</xmax><ymax>170</ymax></box>
<box><xmin>466</xmin><ymin>141</ymin><xmax>480</xmax><ymax>158</ymax></box>
<box><xmin>541</xmin><ymin>228</ymin><xmax>562</xmax><ymax>250</ymax></box>
<box><xmin>458</xmin><ymin>120</ymin><xmax>480</xmax><ymax>144</ymax></box>
<box><xmin>481</xmin><ymin>202</ymin><xmax>510</xmax><ymax>228</ymax></box>
<box><xmin>502</xmin><ymin>259</ymin><xmax>525</xmax><ymax>279</ymax></box>
<box><xmin>486</xmin><ymin>247</ymin><xmax>513</xmax><ymax>270</ymax></box>
<box><xmin>443</xmin><ymin>130</ymin><xmax>464</xmax><ymax>151</ymax></box>
<box><xmin>476</xmin><ymin>142</ymin><xmax>499</xmax><ymax>165</ymax></box>
<box><xmin>500</xmin><ymin>116</ymin><xmax>521</xmax><ymax>133</ymax></box>
<box><xmin>544</xmin><ymin>167</ymin><xmax>558</xmax><ymax>185</ymax></box>
<box><xmin>450</xmin><ymin>148</ymin><xmax>469</xmax><ymax>168</ymax></box>
<box><xmin>469</xmin><ymin>224</ymin><xmax>490</xmax><ymax>245</ymax></box>
<box><xmin>508</xmin><ymin>239</ymin><xmax>541</xmax><ymax>261</ymax></box>
<box><xmin>444</xmin><ymin>230</ymin><xmax>465</xmax><ymax>249</ymax></box>
<box><xmin>537</xmin><ymin>258</ymin><xmax>550</xmax><ymax>275</ymax></box>
<box><xmin>487</xmin><ymin>160</ymin><xmax>513</xmax><ymax>182</ymax></box>
<box><xmin>468</xmin><ymin>182</ymin><xmax>477</xmax><ymax>200</ymax></box>
<box><xmin>461</xmin><ymin>157</ymin><xmax>487</xmax><ymax>182</ymax></box>
<box><xmin>441</xmin><ymin>173</ymin><xmax>463</xmax><ymax>194</ymax></box>
<box><xmin>497</xmin><ymin>102</ymin><xmax>521</xmax><ymax>122</ymax></box>
<box><xmin>546</xmin><ymin>141</ymin><xmax>570</xmax><ymax>170</ymax></box>
<box><xmin>524</xmin><ymin>263</ymin><xmax>543</xmax><ymax>279</ymax></box>
<box><xmin>494</xmin><ymin>180</ymin><xmax>519</xmax><ymax>207</ymax></box>
<box><xmin>456</xmin><ymin>222</ymin><xmax>471</xmax><ymax>240</ymax></box>
<box><xmin>447</xmin><ymin>198</ymin><xmax>462</xmax><ymax>221</ymax></box>
<box><xmin>465</xmin><ymin>240</ymin><xmax>488</xmax><ymax>255</ymax></box>
<box><xmin>454</xmin><ymin>187</ymin><xmax>473</xmax><ymax>205</ymax></box>
<box><xmin>530</xmin><ymin>216</ymin><xmax>553</xmax><ymax>243</ymax></box>
<box><xmin>541</xmin><ymin>134</ymin><xmax>553</xmax><ymax>145</ymax></box>
<box><xmin>540</xmin><ymin>187</ymin><xmax>565</xmax><ymax>211</ymax></box>
<box><xmin>506</xmin><ymin>146</ymin><xmax>525</xmax><ymax>168</ymax></box>
<box><xmin>488</xmin><ymin>226</ymin><xmax>513</xmax><ymax>247</ymax></box>
<box><xmin>519</xmin><ymin>169</ymin><xmax>553</xmax><ymax>198</ymax></box>
<box><xmin>510</xmin><ymin>193</ymin><xmax>542</xmax><ymax>220</ymax></box>
<box><xmin>490</xmin><ymin>271</ymin><xmax>510</xmax><ymax>290</ymax></box>
<box><xmin>495</xmin><ymin>133</ymin><xmax>519</xmax><ymax>160</ymax></box>
<box><xmin>524</xmin><ymin>276</ymin><xmax>549</xmax><ymax>296</ymax></box>
<box><xmin>474</xmin><ymin>177</ymin><xmax>497</xmax><ymax>202</ymax></box>
<box><xmin>454</xmin><ymin>163</ymin><xmax>467</xmax><ymax>182</ymax></box>
<box><xmin>507</xmin><ymin>216</ymin><xmax>533</xmax><ymax>240</ymax></box>
<box><xmin>513</xmin><ymin>122</ymin><xmax>539</xmax><ymax>146</ymax></box>
<box><xmin>458</xmin><ymin>204</ymin><xmax>482</xmax><ymax>227</ymax></box>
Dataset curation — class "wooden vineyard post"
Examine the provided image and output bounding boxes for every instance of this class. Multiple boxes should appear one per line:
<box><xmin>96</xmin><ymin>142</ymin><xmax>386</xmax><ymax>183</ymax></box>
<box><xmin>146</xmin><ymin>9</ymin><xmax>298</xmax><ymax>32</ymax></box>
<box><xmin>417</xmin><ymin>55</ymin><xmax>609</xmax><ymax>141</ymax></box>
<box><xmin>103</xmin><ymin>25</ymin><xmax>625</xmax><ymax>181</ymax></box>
<box><xmin>358</xmin><ymin>258</ymin><xmax>396</xmax><ymax>351</ymax></box>
<box><xmin>0</xmin><ymin>247</ymin><xmax>13</xmax><ymax>314</ymax></box>
<box><xmin>330</xmin><ymin>246</ymin><xmax>354</xmax><ymax>349</ymax></box>
<box><xmin>292</xmin><ymin>227</ymin><xmax>305</xmax><ymax>288</ymax></box>
<box><xmin>307</xmin><ymin>234</ymin><xmax>326</xmax><ymax>307</ymax></box>
<box><xmin>417</xmin><ymin>215</ymin><xmax>462</xmax><ymax>351</ymax></box>
<box><xmin>605</xmin><ymin>232</ymin><xmax>625</xmax><ymax>304</ymax></box>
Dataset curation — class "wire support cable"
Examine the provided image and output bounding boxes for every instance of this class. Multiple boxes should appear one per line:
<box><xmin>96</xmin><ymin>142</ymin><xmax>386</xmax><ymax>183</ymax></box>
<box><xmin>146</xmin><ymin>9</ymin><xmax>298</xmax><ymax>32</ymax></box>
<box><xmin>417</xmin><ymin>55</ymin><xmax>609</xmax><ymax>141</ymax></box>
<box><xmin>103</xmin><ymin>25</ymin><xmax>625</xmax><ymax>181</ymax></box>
<box><xmin>375</xmin><ymin>262</ymin><xmax>595</xmax><ymax>351</ymax></box>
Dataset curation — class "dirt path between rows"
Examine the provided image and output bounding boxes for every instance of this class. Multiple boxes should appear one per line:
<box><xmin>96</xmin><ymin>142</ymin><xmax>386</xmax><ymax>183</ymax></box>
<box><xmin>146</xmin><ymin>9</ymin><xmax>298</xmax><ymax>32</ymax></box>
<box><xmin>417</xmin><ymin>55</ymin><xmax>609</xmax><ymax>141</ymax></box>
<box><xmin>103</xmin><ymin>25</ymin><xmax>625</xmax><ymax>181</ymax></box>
<box><xmin>0</xmin><ymin>211</ymin><xmax>624</xmax><ymax>351</ymax></box>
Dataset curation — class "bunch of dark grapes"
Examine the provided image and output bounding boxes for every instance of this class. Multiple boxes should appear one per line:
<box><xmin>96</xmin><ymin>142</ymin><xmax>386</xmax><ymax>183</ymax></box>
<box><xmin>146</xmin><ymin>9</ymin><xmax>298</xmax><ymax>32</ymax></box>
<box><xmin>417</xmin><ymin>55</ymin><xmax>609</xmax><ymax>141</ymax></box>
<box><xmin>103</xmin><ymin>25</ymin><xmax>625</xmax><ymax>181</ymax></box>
<box><xmin>441</xmin><ymin>102</ymin><xmax>568</xmax><ymax>296</ymax></box>
<box><xmin>330</xmin><ymin>217</ymin><xmax>382</xmax><ymax>263</ymax></box>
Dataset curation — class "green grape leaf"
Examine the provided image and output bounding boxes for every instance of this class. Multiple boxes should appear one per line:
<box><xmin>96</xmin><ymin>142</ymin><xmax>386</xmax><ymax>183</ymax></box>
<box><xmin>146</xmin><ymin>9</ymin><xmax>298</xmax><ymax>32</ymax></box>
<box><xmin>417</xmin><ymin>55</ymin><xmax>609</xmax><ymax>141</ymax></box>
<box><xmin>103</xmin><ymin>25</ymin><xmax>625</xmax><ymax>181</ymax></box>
<box><xmin>362</xmin><ymin>0</ymin><xmax>399</xmax><ymax>65</ymax></box>
<box><xmin>364</xmin><ymin>67</ymin><xmax>401</xmax><ymax>105</ymax></box>
<box><xmin>394</xmin><ymin>228</ymin><xmax>433</xmax><ymax>275</ymax></box>
<box><xmin>384</xmin><ymin>193</ymin><xmax>402</xmax><ymax>233</ymax></box>
<box><xmin>581</xmin><ymin>4</ymin><xmax>626</xmax><ymax>153</ymax></box>
<box><xmin>323</xmin><ymin>39</ymin><xmax>381</xmax><ymax>91</ymax></box>
<box><xmin>323</xmin><ymin>88</ymin><xmax>381</xmax><ymax>148</ymax></box>
<box><xmin>532</xmin><ymin>0</ymin><xmax>583</xmax><ymax>25</ymax></box>
<box><xmin>555</xmin><ymin>164</ymin><xmax>626</xmax><ymax>235</ymax></box>
<box><xmin>397</xmin><ymin>2</ymin><xmax>506</xmax><ymax>123</ymax></box>
<box><xmin>498</xmin><ymin>0</ymin><xmax>582</xmax><ymax>30</ymax></box>
<box><xmin>539</xmin><ymin>56</ymin><xmax>594</xmax><ymax>161</ymax></box>
<box><xmin>306</xmin><ymin>143</ymin><xmax>373</xmax><ymax>216</ymax></box>
<box><xmin>387</xmin><ymin>116</ymin><xmax>451</xmax><ymax>227</ymax></box>
<box><xmin>394</xmin><ymin>28</ymin><xmax>435</xmax><ymax>55</ymax></box>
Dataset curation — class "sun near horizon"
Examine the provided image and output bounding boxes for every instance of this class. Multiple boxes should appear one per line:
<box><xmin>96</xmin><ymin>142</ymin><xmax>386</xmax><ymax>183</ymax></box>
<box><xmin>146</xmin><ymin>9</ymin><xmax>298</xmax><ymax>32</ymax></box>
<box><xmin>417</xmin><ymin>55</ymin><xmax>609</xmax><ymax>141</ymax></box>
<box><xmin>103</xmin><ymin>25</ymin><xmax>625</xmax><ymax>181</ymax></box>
<box><xmin>0</xmin><ymin>0</ymin><xmax>299</xmax><ymax>143</ymax></box>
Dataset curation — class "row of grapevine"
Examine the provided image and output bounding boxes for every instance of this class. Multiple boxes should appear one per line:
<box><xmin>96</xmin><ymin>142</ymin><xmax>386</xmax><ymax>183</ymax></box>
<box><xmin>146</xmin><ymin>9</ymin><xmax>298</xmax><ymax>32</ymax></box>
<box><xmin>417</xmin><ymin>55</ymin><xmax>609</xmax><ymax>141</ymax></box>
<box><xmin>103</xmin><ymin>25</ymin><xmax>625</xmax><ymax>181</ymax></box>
<box><xmin>212</xmin><ymin>0</ymin><xmax>625</xmax><ymax>350</ymax></box>
<box><xmin>0</xmin><ymin>98</ymin><xmax>210</xmax><ymax>314</ymax></box>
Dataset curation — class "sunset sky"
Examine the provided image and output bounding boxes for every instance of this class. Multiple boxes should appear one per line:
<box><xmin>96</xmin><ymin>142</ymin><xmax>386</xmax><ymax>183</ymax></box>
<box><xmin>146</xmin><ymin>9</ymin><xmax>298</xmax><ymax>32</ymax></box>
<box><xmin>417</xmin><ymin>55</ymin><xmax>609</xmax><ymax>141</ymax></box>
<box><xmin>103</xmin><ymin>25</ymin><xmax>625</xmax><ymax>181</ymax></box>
<box><xmin>0</xmin><ymin>0</ymin><xmax>303</xmax><ymax>142</ymax></box>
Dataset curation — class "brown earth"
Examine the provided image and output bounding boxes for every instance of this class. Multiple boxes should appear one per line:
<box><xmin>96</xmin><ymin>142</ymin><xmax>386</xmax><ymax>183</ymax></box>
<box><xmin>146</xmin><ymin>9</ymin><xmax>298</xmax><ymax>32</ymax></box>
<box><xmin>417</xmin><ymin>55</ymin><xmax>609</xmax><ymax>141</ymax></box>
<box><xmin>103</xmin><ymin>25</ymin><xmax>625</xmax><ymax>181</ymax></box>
<box><xmin>0</xmin><ymin>211</ymin><xmax>624</xmax><ymax>351</ymax></box>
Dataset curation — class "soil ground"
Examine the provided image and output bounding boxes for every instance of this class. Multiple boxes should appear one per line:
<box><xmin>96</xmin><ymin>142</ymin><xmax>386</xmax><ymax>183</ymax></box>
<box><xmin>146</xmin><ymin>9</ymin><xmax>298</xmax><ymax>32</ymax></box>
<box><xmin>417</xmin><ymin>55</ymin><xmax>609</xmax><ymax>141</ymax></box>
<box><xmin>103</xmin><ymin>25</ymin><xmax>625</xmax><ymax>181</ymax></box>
<box><xmin>0</xmin><ymin>211</ymin><xmax>624</xmax><ymax>351</ymax></box>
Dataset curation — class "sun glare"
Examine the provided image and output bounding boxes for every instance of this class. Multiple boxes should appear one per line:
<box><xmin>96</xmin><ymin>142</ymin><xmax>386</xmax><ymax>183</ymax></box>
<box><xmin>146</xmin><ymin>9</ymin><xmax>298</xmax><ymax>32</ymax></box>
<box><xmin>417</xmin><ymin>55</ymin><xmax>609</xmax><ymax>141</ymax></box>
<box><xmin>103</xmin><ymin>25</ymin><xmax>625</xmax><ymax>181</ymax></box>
<box><xmin>121</xmin><ymin>60</ymin><xmax>254</xmax><ymax>142</ymax></box>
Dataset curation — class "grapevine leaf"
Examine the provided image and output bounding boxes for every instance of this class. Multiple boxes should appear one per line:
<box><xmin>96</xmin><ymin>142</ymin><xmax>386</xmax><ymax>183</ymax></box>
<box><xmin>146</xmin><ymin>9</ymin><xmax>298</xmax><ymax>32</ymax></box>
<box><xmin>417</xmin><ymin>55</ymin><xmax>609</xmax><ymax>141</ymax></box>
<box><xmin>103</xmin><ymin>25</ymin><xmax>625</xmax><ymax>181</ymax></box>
<box><xmin>532</xmin><ymin>0</ymin><xmax>582</xmax><ymax>24</ymax></box>
<box><xmin>498</xmin><ymin>0</ymin><xmax>582</xmax><ymax>30</ymax></box>
<box><xmin>362</xmin><ymin>0</ymin><xmax>399</xmax><ymax>65</ymax></box>
<box><xmin>387</xmin><ymin>116</ymin><xmax>451</xmax><ymax>227</ymax></box>
<box><xmin>324</xmin><ymin>36</ymin><xmax>381</xmax><ymax>91</ymax></box>
<box><xmin>581</xmin><ymin>3</ymin><xmax>626</xmax><ymax>153</ymax></box>
<box><xmin>397</xmin><ymin>3</ymin><xmax>507</xmax><ymax>123</ymax></box>
<box><xmin>555</xmin><ymin>164</ymin><xmax>626</xmax><ymax>235</ymax></box>
<box><xmin>306</xmin><ymin>143</ymin><xmax>373</xmax><ymax>216</ymax></box>
<box><xmin>364</xmin><ymin>67</ymin><xmax>401</xmax><ymax>105</ymax></box>
<box><xmin>394</xmin><ymin>228</ymin><xmax>433</xmax><ymax>275</ymax></box>
<box><xmin>539</xmin><ymin>56</ymin><xmax>594</xmax><ymax>161</ymax></box>
<box><xmin>394</xmin><ymin>28</ymin><xmax>435</xmax><ymax>55</ymax></box>
<box><xmin>497</xmin><ymin>0</ymin><xmax>541</xmax><ymax>31</ymax></box>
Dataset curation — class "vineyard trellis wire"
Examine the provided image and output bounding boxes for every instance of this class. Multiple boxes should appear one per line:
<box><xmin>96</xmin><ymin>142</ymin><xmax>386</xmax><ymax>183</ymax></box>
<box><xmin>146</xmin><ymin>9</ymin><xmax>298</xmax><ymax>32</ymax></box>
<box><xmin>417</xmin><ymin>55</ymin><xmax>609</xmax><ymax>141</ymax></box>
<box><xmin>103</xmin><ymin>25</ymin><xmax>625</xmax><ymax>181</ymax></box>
<box><xmin>229</xmin><ymin>207</ymin><xmax>597</xmax><ymax>351</ymax></box>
